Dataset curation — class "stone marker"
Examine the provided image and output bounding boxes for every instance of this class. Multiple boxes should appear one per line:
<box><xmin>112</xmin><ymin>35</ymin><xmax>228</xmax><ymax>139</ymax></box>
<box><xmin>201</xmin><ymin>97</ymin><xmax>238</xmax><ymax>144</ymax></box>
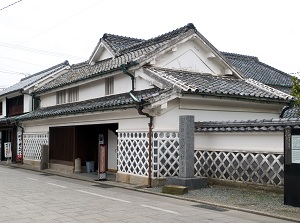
<box><xmin>40</xmin><ymin>145</ymin><xmax>49</xmax><ymax>170</ymax></box>
<box><xmin>166</xmin><ymin>115</ymin><xmax>207</xmax><ymax>189</ymax></box>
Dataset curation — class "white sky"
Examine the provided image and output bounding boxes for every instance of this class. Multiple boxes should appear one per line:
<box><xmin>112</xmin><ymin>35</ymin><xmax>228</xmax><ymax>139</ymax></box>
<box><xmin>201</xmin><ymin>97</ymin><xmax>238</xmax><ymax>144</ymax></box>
<box><xmin>0</xmin><ymin>0</ymin><xmax>299</xmax><ymax>88</ymax></box>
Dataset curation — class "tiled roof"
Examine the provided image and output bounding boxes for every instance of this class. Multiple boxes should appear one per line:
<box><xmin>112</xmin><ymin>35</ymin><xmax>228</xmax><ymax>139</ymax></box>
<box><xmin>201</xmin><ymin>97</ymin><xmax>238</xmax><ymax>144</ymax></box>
<box><xmin>102</xmin><ymin>34</ymin><xmax>144</xmax><ymax>56</ymax></box>
<box><xmin>144</xmin><ymin>67</ymin><xmax>293</xmax><ymax>103</ymax></box>
<box><xmin>33</xmin><ymin>23</ymin><xmax>205</xmax><ymax>95</ymax></box>
<box><xmin>281</xmin><ymin>106</ymin><xmax>300</xmax><ymax>118</ymax></box>
<box><xmin>17</xmin><ymin>88</ymin><xmax>167</xmax><ymax>121</ymax></box>
<box><xmin>195</xmin><ymin>118</ymin><xmax>300</xmax><ymax>132</ymax></box>
<box><xmin>222</xmin><ymin>52</ymin><xmax>293</xmax><ymax>89</ymax></box>
<box><xmin>0</xmin><ymin>61</ymin><xmax>69</xmax><ymax>97</ymax></box>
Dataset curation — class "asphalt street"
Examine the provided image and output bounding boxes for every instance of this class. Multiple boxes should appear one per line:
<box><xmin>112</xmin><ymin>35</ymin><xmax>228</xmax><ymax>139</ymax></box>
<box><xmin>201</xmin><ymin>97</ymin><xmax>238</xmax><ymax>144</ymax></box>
<box><xmin>0</xmin><ymin>165</ymin><xmax>295</xmax><ymax>223</ymax></box>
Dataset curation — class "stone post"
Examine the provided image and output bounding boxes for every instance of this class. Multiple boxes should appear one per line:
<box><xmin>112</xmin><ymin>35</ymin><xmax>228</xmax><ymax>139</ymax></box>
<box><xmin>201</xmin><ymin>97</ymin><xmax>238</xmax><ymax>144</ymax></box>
<box><xmin>40</xmin><ymin>145</ymin><xmax>49</xmax><ymax>170</ymax></box>
<box><xmin>179</xmin><ymin>115</ymin><xmax>195</xmax><ymax>178</ymax></box>
<box><xmin>166</xmin><ymin>115</ymin><xmax>207</xmax><ymax>189</ymax></box>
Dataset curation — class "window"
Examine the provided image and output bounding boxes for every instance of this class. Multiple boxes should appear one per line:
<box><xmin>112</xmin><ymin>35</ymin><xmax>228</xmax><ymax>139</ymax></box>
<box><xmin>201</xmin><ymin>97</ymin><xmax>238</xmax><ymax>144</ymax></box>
<box><xmin>105</xmin><ymin>77</ymin><xmax>114</xmax><ymax>95</ymax></box>
<box><xmin>68</xmin><ymin>86</ymin><xmax>79</xmax><ymax>102</ymax></box>
<box><xmin>0</xmin><ymin>101</ymin><xmax>2</xmax><ymax>115</ymax></box>
<box><xmin>7</xmin><ymin>95</ymin><xmax>24</xmax><ymax>116</ymax></box>
<box><xmin>56</xmin><ymin>87</ymin><xmax>79</xmax><ymax>104</ymax></box>
<box><xmin>56</xmin><ymin>89</ymin><xmax>66</xmax><ymax>104</ymax></box>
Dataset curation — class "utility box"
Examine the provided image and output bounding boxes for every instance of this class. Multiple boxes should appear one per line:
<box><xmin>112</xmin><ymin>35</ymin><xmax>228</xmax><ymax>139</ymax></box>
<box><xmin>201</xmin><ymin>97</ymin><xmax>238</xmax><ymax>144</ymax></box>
<box><xmin>284</xmin><ymin>127</ymin><xmax>300</xmax><ymax>207</ymax></box>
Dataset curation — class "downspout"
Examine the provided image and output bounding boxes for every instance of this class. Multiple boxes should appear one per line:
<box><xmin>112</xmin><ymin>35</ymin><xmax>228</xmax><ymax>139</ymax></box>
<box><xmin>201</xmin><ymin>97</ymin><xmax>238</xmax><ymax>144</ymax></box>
<box><xmin>136</xmin><ymin>103</ymin><xmax>153</xmax><ymax>188</ymax></box>
<box><xmin>121</xmin><ymin>64</ymin><xmax>135</xmax><ymax>91</ymax></box>
<box><xmin>129</xmin><ymin>91</ymin><xmax>153</xmax><ymax>188</ymax></box>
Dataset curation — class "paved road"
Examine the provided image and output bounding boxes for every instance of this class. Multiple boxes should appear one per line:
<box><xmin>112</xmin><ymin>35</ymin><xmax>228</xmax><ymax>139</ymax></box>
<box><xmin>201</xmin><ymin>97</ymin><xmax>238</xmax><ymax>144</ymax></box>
<box><xmin>0</xmin><ymin>165</ymin><xmax>295</xmax><ymax>223</ymax></box>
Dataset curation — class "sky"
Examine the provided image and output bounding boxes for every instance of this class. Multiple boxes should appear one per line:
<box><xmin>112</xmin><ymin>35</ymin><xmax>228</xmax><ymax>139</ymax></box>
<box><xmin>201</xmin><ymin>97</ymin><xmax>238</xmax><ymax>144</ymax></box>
<box><xmin>0</xmin><ymin>0</ymin><xmax>299</xmax><ymax>89</ymax></box>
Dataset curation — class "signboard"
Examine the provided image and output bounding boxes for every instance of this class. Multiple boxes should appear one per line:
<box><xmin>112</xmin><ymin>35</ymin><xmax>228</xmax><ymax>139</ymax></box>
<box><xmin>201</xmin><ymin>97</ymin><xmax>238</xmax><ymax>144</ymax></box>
<box><xmin>291</xmin><ymin>135</ymin><xmax>300</xmax><ymax>164</ymax></box>
<box><xmin>4</xmin><ymin>142</ymin><xmax>12</xmax><ymax>158</ymax></box>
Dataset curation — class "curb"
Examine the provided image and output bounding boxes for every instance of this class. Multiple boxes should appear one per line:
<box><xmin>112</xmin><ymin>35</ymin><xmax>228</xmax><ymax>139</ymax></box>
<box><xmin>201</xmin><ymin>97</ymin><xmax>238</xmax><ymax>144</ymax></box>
<box><xmin>2</xmin><ymin>163</ymin><xmax>299</xmax><ymax>223</ymax></box>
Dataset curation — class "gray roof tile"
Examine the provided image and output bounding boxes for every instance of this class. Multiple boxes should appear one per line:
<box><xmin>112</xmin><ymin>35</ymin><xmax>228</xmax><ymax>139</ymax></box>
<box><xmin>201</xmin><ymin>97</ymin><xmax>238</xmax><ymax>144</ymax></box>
<box><xmin>222</xmin><ymin>52</ymin><xmax>293</xmax><ymax>89</ymax></box>
<box><xmin>34</xmin><ymin>24</ymin><xmax>199</xmax><ymax>94</ymax></box>
<box><xmin>195</xmin><ymin>118</ymin><xmax>300</xmax><ymax>132</ymax></box>
<box><xmin>18</xmin><ymin>88</ymin><xmax>166</xmax><ymax>121</ymax></box>
<box><xmin>0</xmin><ymin>61</ymin><xmax>69</xmax><ymax>97</ymax></box>
<box><xmin>144</xmin><ymin>67</ymin><xmax>293</xmax><ymax>102</ymax></box>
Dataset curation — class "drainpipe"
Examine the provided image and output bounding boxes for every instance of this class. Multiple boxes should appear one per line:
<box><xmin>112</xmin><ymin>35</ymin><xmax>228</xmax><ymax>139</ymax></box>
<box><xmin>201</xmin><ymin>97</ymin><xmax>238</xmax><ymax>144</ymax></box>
<box><xmin>121</xmin><ymin>64</ymin><xmax>135</xmax><ymax>91</ymax></box>
<box><xmin>129</xmin><ymin>91</ymin><xmax>153</xmax><ymax>188</ymax></box>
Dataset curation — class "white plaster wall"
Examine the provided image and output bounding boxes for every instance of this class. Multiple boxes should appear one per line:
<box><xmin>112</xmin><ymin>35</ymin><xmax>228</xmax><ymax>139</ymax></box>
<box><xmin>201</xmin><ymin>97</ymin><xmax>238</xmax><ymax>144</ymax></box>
<box><xmin>79</xmin><ymin>79</ymin><xmax>104</xmax><ymax>100</ymax></box>
<box><xmin>22</xmin><ymin>109</ymin><xmax>150</xmax><ymax>133</ymax></box>
<box><xmin>23</xmin><ymin>94</ymin><xmax>32</xmax><ymax>113</ymax></box>
<box><xmin>108</xmin><ymin>129</ymin><xmax>117</xmax><ymax>170</ymax></box>
<box><xmin>98</xmin><ymin>49</ymin><xmax>113</xmax><ymax>61</ymax></box>
<box><xmin>153</xmin><ymin>98</ymin><xmax>282</xmax><ymax>131</ymax></box>
<box><xmin>135</xmin><ymin>69</ymin><xmax>157</xmax><ymax>91</ymax></box>
<box><xmin>114</xmin><ymin>74</ymin><xmax>132</xmax><ymax>94</ymax></box>
<box><xmin>0</xmin><ymin>98</ymin><xmax>6</xmax><ymax>117</ymax></box>
<box><xmin>195</xmin><ymin>132</ymin><xmax>284</xmax><ymax>153</ymax></box>
<box><xmin>40</xmin><ymin>92</ymin><xmax>56</xmax><ymax>107</ymax></box>
<box><xmin>155</xmin><ymin>40</ymin><xmax>223</xmax><ymax>75</ymax></box>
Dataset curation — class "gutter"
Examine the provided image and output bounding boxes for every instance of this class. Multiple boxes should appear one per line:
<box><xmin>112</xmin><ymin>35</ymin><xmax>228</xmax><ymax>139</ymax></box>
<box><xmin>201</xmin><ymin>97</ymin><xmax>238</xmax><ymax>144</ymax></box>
<box><xmin>121</xmin><ymin>64</ymin><xmax>135</xmax><ymax>91</ymax></box>
<box><xmin>129</xmin><ymin>91</ymin><xmax>153</xmax><ymax>188</ymax></box>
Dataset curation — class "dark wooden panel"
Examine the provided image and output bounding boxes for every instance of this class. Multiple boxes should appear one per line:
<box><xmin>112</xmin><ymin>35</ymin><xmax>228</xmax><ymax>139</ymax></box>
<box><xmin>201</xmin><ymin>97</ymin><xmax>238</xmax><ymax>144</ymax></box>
<box><xmin>49</xmin><ymin>126</ymin><xmax>74</xmax><ymax>162</ymax></box>
<box><xmin>7</xmin><ymin>95</ymin><xmax>24</xmax><ymax>116</ymax></box>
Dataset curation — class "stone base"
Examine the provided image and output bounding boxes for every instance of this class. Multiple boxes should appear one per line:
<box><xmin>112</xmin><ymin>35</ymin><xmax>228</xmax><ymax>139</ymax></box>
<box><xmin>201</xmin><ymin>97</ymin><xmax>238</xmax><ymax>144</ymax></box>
<box><xmin>116</xmin><ymin>172</ymin><xmax>166</xmax><ymax>187</ymax></box>
<box><xmin>162</xmin><ymin>185</ymin><xmax>188</xmax><ymax>195</ymax></box>
<box><xmin>166</xmin><ymin>177</ymin><xmax>208</xmax><ymax>189</ymax></box>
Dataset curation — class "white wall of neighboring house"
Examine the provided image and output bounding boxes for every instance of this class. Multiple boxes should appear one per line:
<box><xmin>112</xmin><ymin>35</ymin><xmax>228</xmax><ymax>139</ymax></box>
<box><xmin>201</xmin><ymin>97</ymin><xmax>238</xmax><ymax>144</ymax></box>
<box><xmin>0</xmin><ymin>98</ymin><xmax>6</xmax><ymax>117</ymax></box>
<box><xmin>23</xmin><ymin>94</ymin><xmax>32</xmax><ymax>113</ymax></box>
<box><xmin>195</xmin><ymin>132</ymin><xmax>284</xmax><ymax>153</ymax></box>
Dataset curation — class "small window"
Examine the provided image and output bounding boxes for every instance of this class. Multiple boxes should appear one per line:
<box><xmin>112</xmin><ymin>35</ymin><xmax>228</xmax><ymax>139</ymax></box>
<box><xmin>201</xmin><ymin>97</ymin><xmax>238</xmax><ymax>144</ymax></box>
<box><xmin>105</xmin><ymin>77</ymin><xmax>114</xmax><ymax>95</ymax></box>
<box><xmin>0</xmin><ymin>101</ymin><xmax>2</xmax><ymax>115</ymax></box>
<box><xmin>56</xmin><ymin>90</ymin><xmax>66</xmax><ymax>104</ymax></box>
<box><xmin>56</xmin><ymin>87</ymin><xmax>79</xmax><ymax>104</ymax></box>
<box><xmin>68</xmin><ymin>86</ymin><xmax>79</xmax><ymax>102</ymax></box>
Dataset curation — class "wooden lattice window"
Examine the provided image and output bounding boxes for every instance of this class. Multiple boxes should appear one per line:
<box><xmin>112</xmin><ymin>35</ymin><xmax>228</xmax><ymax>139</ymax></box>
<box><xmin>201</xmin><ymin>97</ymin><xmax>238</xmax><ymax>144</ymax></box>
<box><xmin>7</xmin><ymin>95</ymin><xmax>24</xmax><ymax>116</ymax></box>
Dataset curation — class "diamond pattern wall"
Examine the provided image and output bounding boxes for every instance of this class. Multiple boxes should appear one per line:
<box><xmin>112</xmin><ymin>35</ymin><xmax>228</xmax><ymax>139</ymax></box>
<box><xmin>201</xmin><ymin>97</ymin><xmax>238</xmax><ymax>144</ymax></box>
<box><xmin>118</xmin><ymin>132</ymin><xmax>149</xmax><ymax>176</ymax></box>
<box><xmin>153</xmin><ymin>132</ymin><xmax>179</xmax><ymax>178</ymax></box>
<box><xmin>194</xmin><ymin>150</ymin><xmax>284</xmax><ymax>186</ymax></box>
<box><xmin>23</xmin><ymin>133</ymin><xmax>48</xmax><ymax>161</ymax></box>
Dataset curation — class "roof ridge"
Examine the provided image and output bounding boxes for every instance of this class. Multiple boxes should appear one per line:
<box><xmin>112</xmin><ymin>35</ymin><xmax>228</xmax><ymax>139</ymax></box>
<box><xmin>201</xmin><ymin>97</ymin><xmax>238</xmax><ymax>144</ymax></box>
<box><xmin>246</xmin><ymin>78</ymin><xmax>293</xmax><ymax>100</ymax></box>
<box><xmin>119</xmin><ymin>23</ymin><xmax>196</xmax><ymax>54</ymax></box>
<box><xmin>221</xmin><ymin>52</ymin><xmax>259</xmax><ymax>62</ymax></box>
<box><xmin>20</xmin><ymin>60</ymin><xmax>69</xmax><ymax>81</ymax></box>
<box><xmin>102</xmin><ymin>33</ymin><xmax>144</xmax><ymax>42</ymax></box>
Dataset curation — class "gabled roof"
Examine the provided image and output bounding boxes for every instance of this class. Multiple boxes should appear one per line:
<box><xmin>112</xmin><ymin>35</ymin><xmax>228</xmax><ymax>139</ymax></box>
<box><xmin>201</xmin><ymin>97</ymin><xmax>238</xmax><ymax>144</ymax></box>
<box><xmin>34</xmin><ymin>23</ymin><xmax>244</xmax><ymax>95</ymax></box>
<box><xmin>17</xmin><ymin>88</ymin><xmax>168</xmax><ymax>121</ymax></box>
<box><xmin>222</xmin><ymin>52</ymin><xmax>293</xmax><ymax>91</ymax></box>
<box><xmin>0</xmin><ymin>60</ymin><xmax>69</xmax><ymax>97</ymax></box>
<box><xmin>90</xmin><ymin>34</ymin><xmax>144</xmax><ymax>59</ymax></box>
<box><xmin>144</xmin><ymin>67</ymin><xmax>293</xmax><ymax>103</ymax></box>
